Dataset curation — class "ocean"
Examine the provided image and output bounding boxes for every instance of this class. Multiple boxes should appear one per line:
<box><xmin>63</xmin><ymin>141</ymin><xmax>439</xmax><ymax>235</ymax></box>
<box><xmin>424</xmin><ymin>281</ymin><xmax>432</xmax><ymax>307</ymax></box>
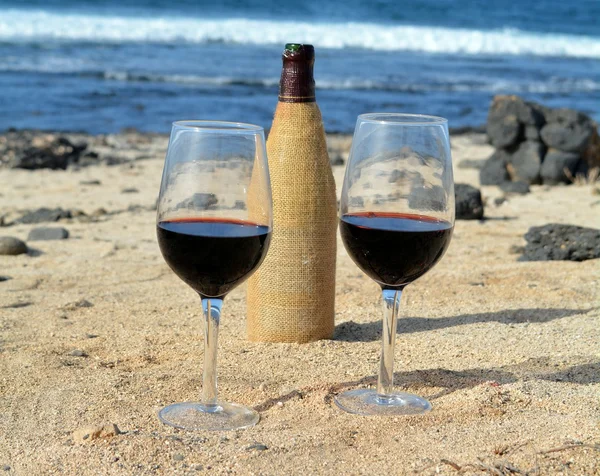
<box><xmin>0</xmin><ymin>0</ymin><xmax>599</xmax><ymax>134</ymax></box>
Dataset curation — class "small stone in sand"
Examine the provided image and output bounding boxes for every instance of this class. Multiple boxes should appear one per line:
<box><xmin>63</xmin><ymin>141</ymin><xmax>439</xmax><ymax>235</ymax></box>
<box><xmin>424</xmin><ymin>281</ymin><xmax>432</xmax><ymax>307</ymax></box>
<box><xmin>15</xmin><ymin>207</ymin><xmax>72</xmax><ymax>224</ymax></box>
<box><xmin>0</xmin><ymin>276</ymin><xmax>11</xmax><ymax>282</ymax></box>
<box><xmin>121</xmin><ymin>187</ymin><xmax>139</xmax><ymax>194</ymax></box>
<box><xmin>80</xmin><ymin>179</ymin><xmax>101</xmax><ymax>186</ymax></box>
<box><xmin>69</xmin><ymin>349</ymin><xmax>88</xmax><ymax>357</ymax></box>
<box><xmin>173</xmin><ymin>454</ymin><xmax>185</xmax><ymax>461</ymax></box>
<box><xmin>73</xmin><ymin>423</ymin><xmax>121</xmax><ymax>443</ymax></box>
<box><xmin>63</xmin><ymin>299</ymin><xmax>94</xmax><ymax>310</ymax></box>
<box><xmin>246</xmin><ymin>443</ymin><xmax>268</xmax><ymax>452</ymax></box>
<box><xmin>27</xmin><ymin>227</ymin><xmax>69</xmax><ymax>241</ymax></box>
<box><xmin>2</xmin><ymin>465</ymin><xmax>10</xmax><ymax>471</ymax></box>
<box><xmin>0</xmin><ymin>237</ymin><xmax>27</xmax><ymax>256</ymax></box>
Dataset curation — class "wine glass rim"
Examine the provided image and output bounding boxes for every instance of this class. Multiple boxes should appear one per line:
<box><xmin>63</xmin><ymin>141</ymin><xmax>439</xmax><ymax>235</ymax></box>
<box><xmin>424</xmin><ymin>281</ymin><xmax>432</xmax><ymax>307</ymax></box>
<box><xmin>358</xmin><ymin>113</ymin><xmax>448</xmax><ymax>125</ymax></box>
<box><xmin>172</xmin><ymin>120</ymin><xmax>264</xmax><ymax>133</ymax></box>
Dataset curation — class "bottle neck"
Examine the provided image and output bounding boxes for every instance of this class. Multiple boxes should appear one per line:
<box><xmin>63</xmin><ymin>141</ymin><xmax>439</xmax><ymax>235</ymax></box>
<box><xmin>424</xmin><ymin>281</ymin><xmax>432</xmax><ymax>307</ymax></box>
<box><xmin>278</xmin><ymin>45</ymin><xmax>316</xmax><ymax>103</ymax></box>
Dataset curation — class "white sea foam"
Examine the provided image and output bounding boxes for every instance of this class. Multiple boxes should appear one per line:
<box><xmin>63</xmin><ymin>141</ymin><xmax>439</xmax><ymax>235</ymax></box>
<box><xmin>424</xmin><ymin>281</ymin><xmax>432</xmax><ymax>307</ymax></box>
<box><xmin>1</xmin><ymin>9</ymin><xmax>600</xmax><ymax>58</ymax></box>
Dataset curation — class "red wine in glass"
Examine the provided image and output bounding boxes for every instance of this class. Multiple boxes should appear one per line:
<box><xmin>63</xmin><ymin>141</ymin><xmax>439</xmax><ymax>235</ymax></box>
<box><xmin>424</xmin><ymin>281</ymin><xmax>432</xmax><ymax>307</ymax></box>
<box><xmin>156</xmin><ymin>120</ymin><xmax>272</xmax><ymax>431</ymax></box>
<box><xmin>157</xmin><ymin>218</ymin><xmax>272</xmax><ymax>298</ymax></box>
<box><xmin>339</xmin><ymin>212</ymin><xmax>453</xmax><ymax>289</ymax></box>
<box><xmin>335</xmin><ymin>112</ymin><xmax>455</xmax><ymax>416</ymax></box>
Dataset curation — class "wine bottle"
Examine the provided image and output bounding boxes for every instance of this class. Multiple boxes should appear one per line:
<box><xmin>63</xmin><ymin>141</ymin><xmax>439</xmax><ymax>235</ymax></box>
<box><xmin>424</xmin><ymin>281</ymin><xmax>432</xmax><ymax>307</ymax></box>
<box><xmin>247</xmin><ymin>44</ymin><xmax>337</xmax><ymax>343</ymax></box>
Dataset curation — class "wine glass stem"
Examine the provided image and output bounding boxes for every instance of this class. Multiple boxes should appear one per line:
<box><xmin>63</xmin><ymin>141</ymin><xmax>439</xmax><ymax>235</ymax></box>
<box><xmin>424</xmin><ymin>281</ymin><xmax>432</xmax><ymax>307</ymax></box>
<box><xmin>201</xmin><ymin>297</ymin><xmax>223</xmax><ymax>406</ymax></box>
<box><xmin>377</xmin><ymin>288</ymin><xmax>402</xmax><ymax>397</ymax></box>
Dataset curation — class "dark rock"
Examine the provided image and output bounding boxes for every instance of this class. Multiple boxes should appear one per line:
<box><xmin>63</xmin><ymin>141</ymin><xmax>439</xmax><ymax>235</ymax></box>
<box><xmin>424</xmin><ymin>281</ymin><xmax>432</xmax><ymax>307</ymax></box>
<box><xmin>508</xmin><ymin>141</ymin><xmax>545</xmax><ymax>184</ymax></box>
<box><xmin>69</xmin><ymin>349</ymin><xmax>88</xmax><ymax>357</ymax></box>
<box><xmin>176</xmin><ymin>193</ymin><xmax>218</xmax><ymax>210</ymax></box>
<box><xmin>457</xmin><ymin>159</ymin><xmax>486</xmax><ymax>170</ymax></box>
<box><xmin>233</xmin><ymin>200</ymin><xmax>246</xmax><ymax>210</ymax></box>
<box><xmin>494</xmin><ymin>197</ymin><xmax>507</xmax><ymax>206</ymax></box>
<box><xmin>329</xmin><ymin>152</ymin><xmax>345</xmax><ymax>166</ymax></box>
<box><xmin>519</xmin><ymin>224</ymin><xmax>600</xmax><ymax>261</ymax></box>
<box><xmin>0</xmin><ymin>237</ymin><xmax>27</xmax><ymax>255</ymax></box>
<box><xmin>121</xmin><ymin>188</ymin><xmax>139</xmax><ymax>194</ymax></box>
<box><xmin>486</xmin><ymin>96</ymin><xmax>546</xmax><ymax>145</ymax></box>
<box><xmin>540</xmin><ymin>149</ymin><xmax>581</xmax><ymax>184</ymax></box>
<box><xmin>524</xmin><ymin>125</ymin><xmax>540</xmax><ymax>141</ymax></box>
<box><xmin>487</xmin><ymin>114</ymin><xmax>522</xmax><ymax>149</ymax></box>
<box><xmin>4</xmin><ymin>133</ymin><xmax>87</xmax><ymax>170</ymax></box>
<box><xmin>540</xmin><ymin>108</ymin><xmax>594</xmax><ymax>153</ymax></box>
<box><xmin>27</xmin><ymin>227</ymin><xmax>69</xmax><ymax>241</ymax></box>
<box><xmin>454</xmin><ymin>184</ymin><xmax>484</xmax><ymax>220</ymax></box>
<box><xmin>480</xmin><ymin>150</ymin><xmax>510</xmax><ymax>185</ymax></box>
<box><xmin>246</xmin><ymin>443</ymin><xmax>268</xmax><ymax>451</ymax></box>
<box><xmin>0</xmin><ymin>276</ymin><xmax>11</xmax><ymax>282</ymax></box>
<box><xmin>172</xmin><ymin>454</ymin><xmax>185</xmax><ymax>462</ymax></box>
<box><xmin>80</xmin><ymin>179</ymin><xmax>101</xmax><ymax>186</ymax></box>
<box><xmin>499</xmin><ymin>181</ymin><xmax>530</xmax><ymax>195</ymax></box>
<box><xmin>581</xmin><ymin>128</ymin><xmax>600</xmax><ymax>171</ymax></box>
<box><xmin>3</xmin><ymin>465</ymin><xmax>10</xmax><ymax>471</ymax></box>
<box><xmin>16</xmin><ymin>207</ymin><xmax>72</xmax><ymax>224</ymax></box>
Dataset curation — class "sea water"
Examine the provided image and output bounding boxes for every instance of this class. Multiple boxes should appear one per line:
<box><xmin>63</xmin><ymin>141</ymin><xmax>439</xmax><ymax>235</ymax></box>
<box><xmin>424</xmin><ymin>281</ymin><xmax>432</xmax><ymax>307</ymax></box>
<box><xmin>0</xmin><ymin>0</ymin><xmax>598</xmax><ymax>134</ymax></box>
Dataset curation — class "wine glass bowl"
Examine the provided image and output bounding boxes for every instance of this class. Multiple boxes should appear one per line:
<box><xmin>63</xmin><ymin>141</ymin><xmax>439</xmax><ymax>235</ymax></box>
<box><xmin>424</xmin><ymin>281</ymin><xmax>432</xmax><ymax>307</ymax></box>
<box><xmin>156</xmin><ymin>120</ymin><xmax>272</xmax><ymax>430</ymax></box>
<box><xmin>336</xmin><ymin>113</ymin><xmax>454</xmax><ymax>416</ymax></box>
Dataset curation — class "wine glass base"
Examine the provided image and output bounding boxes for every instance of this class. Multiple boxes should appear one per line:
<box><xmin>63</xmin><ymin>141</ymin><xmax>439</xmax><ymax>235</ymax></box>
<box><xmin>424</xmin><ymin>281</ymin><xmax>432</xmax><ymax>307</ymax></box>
<box><xmin>158</xmin><ymin>402</ymin><xmax>259</xmax><ymax>431</ymax></box>
<box><xmin>334</xmin><ymin>389</ymin><xmax>432</xmax><ymax>416</ymax></box>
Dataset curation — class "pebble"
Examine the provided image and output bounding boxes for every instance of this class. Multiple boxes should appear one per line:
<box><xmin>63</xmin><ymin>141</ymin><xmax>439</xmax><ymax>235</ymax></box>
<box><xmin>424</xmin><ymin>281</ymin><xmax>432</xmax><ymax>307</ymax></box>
<box><xmin>2</xmin><ymin>465</ymin><xmax>10</xmax><ymax>471</ymax></box>
<box><xmin>172</xmin><ymin>454</ymin><xmax>185</xmax><ymax>462</ymax></box>
<box><xmin>121</xmin><ymin>187</ymin><xmax>139</xmax><ymax>193</ymax></box>
<box><xmin>0</xmin><ymin>237</ymin><xmax>27</xmax><ymax>256</ymax></box>
<box><xmin>0</xmin><ymin>276</ymin><xmax>11</xmax><ymax>282</ymax></box>
<box><xmin>80</xmin><ymin>179</ymin><xmax>101</xmax><ymax>185</ymax></box>
<box><xmin>15</xmin><ymin>207</ymin><xmax>72</xmax><ymax>224</ymax></box>
<box><xmin>73</xmin><ymin>423</ymin><xmax>121</xmax><ymax>443</ymax></box>
<box><xmin>63</xmin><ymin>299</ymin><xmax>94</xmax><ymax>310</ymax></box>
<box><xmin>69</xmin><ymin>349</ymin><xmax>88</xmax><ymax>357</ymax></box>
<box><xmin>27</xmin><ymin>227</ymin><xmax>69</xmax><ymax>241</ymax></box>
<box><xmin>246</xmin><ymin>443</ymin><xmax>268</xmax><ymax>452</ymax></box>
<box><xmin>494</xmin><ymin>197</ymin><xmax>507</xmax><ymax>206</ymax></box>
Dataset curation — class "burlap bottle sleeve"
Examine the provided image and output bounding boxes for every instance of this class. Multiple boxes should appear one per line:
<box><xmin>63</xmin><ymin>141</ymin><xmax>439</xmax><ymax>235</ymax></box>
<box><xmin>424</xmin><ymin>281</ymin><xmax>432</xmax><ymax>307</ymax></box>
<box><xmin>246</xmin><ymin>45</ymin><xmax>337</xmax><ymax>343</ymax></box>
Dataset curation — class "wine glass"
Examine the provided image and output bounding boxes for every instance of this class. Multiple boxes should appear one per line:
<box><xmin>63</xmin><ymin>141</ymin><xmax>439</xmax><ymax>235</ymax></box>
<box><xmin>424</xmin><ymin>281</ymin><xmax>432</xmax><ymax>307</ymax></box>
<box><xmin>336</xmin><ymin>113</ymin><xmax>454</xmax><ymax>416</ymax></box>
<box><xmin>156</xmin><ymin>121</ymin><xmax>272</xmax><ymax>430</ymax></box>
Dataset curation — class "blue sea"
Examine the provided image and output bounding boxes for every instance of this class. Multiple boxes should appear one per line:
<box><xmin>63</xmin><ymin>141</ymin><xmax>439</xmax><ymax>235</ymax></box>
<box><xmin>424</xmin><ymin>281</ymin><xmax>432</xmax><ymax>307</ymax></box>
<box><xmin>0</xmin><ymin>0</ymin><xmax>599</xmax><ymax>134</ymax></box>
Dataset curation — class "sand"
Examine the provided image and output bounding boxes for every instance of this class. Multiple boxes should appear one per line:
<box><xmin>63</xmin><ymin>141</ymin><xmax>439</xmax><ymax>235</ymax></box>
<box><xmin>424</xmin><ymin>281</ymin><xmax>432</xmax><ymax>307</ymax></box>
<box><xmin>0</xmin><ymin>132</ymin><xmax>598</xmax><ymax>475</ymax></box>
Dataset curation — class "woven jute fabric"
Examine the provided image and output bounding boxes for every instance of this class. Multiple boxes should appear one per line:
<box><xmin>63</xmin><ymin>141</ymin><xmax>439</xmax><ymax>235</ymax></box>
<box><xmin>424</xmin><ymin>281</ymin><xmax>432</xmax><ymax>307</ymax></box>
<box><xmin>247</xmin><ymin>102</ymin><xmax>337</xmax><ymax>343</ymax></box>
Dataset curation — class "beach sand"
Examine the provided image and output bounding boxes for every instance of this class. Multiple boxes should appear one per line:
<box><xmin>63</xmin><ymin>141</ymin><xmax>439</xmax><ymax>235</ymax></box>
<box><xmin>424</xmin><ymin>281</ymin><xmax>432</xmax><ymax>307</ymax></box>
<box><xmin>0</xmin><ymin>132</ymin><xmax>598</xmax><ymax>475</ymax></box>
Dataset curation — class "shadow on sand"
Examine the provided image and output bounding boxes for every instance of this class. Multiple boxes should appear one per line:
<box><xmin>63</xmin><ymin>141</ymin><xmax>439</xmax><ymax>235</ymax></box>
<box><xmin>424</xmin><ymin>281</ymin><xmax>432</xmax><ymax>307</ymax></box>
<box><xmin>334</xmin><ymin>308</ymin><xmax>593</xmax><ymax>342</ymax></box>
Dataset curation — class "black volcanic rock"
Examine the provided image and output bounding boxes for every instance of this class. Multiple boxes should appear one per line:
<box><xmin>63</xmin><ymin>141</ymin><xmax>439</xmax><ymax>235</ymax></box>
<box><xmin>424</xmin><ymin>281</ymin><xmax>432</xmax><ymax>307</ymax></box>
<box><xmin>454</xmin><ymin>183</ymin><xmax>484</xmax><ymax>220</ymax></box>
<box><xmin>540</xmin><ymin>109</ymin><xmax>594</xmax><ymax>153</ymax></box>
<box><xmin>508</xmin><ymin>141</ymin><xmax>545</xmax><ymax>184</ymax></box>
<box><xmin>480</xmin><ymin>150</ymin><xmax>510</xmax><ymax>185</ymax></box>
<box><xmin>520</xmin><ymin>224</ymin><xmax>600</xmax><ymax>262</ymax></box>
<box><xmin>540</xmin><ymin>149</ymin><xmax>581</xmax><ymax>185</ymax></box>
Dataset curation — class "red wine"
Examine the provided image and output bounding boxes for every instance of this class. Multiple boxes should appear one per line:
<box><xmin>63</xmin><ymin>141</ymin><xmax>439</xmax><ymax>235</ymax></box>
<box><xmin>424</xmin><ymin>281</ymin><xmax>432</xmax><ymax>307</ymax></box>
<box><xmin>340</xmin><ymin>212</ymin><xmax>453</xmax><ymax>289</ymax></box>
<box><xmin>157</xmin><ymin>218</ymin><xmax>271</xmax><ymax>298</ymax></box>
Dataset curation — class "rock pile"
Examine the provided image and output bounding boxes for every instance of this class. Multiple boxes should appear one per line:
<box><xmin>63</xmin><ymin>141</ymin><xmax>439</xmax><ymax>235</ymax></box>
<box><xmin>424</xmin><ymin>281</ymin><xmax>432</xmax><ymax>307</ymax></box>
<box><xmin>0</xmin><ymin>130</ymin><xmax>88</xmax><ymax>170</ymax></box>
<box><xmin>481</xmin><ymin>96</ymin><xmax>600</xmax><ymax>186</ymax></box>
